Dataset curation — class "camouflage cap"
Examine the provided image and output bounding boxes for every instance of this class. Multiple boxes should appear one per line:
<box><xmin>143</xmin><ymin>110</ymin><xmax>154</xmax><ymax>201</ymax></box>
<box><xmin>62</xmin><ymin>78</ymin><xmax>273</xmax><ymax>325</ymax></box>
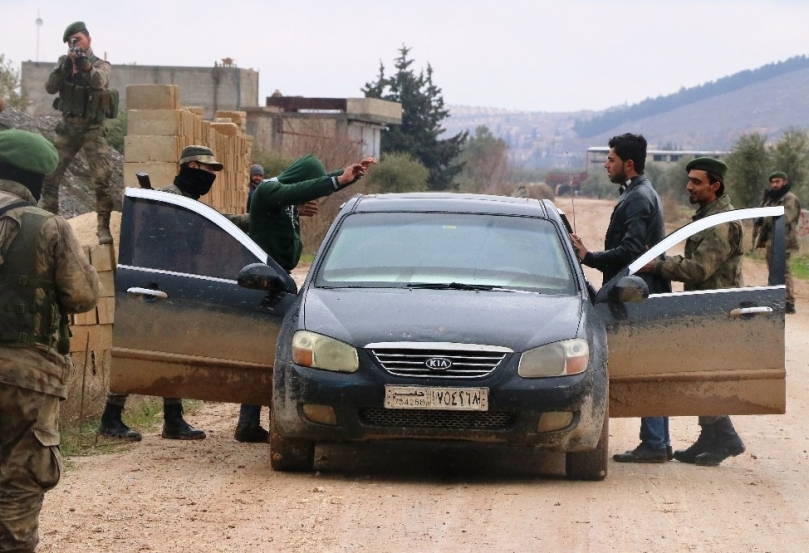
<box><xmin>0</xmin><ymin>129</ymin><xmax>58</xmax><ymax>175</ymax></box>
<box><xmin>63</xmin><ymin>21</ymin><xmax>88</xmax><ymax>43</ymax></box>
<box><xmin>178</xmin><ymin>145</ymin><xmax>223</xmax><ymax>171</ymax></box>
<box><xmin>769</xmin><ymin>171</ymin><xmax>788</xmax><ymax>181</ymax></box>
<box><xmin>686</xmin><ymin>157</ymin><xmax>727</xmax><ymax>179</ymax></box>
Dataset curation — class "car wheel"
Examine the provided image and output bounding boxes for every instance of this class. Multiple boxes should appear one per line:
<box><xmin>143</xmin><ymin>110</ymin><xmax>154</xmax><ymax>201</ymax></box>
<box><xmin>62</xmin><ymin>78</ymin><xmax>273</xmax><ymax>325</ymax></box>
<box><xmin>269</xmin><ymin>419</ymin><xmax>315</xmax><ymax>472</ymax></box>
<box><xmin>565</xmin><ymin>412</ymin><xmax>608</xmax><ymax>481</ymax></box>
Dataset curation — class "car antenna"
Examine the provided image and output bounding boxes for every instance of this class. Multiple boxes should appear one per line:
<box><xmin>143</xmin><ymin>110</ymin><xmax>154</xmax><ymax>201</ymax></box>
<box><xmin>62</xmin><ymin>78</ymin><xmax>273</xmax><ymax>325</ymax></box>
<box><xmin>566</xmin><ymin>151</ymin><xmax>577</xmax><ymax>234</ymax></box>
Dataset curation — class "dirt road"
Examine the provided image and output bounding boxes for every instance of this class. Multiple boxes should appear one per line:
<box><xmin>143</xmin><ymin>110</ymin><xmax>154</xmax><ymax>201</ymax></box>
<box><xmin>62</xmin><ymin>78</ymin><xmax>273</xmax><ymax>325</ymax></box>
<box><xmin>42</xmin><ymin>199</ymin><xmax>809</xmax><ymax>552</ymax></box>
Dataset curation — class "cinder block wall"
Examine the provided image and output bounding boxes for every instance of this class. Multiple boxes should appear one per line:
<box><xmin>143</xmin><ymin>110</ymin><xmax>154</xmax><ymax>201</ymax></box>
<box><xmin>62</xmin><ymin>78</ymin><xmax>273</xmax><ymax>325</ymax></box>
<box><xmin>124</xmin><ymin>84</ymin><xmax>252</xmax><ymax>215</ymax></box>
<box><xmin>22</xmin><ymin>61</ymin><xmax>259</xmax><ymax>119</ymax></box>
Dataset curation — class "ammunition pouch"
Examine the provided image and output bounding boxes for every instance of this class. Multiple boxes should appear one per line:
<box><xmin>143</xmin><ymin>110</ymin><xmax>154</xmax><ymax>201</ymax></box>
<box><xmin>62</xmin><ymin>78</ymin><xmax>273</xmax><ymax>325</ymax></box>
<box><xmin>55</xmin><ymin>54</ymin><xmax>119</xmax><ymax>123</ymax></box>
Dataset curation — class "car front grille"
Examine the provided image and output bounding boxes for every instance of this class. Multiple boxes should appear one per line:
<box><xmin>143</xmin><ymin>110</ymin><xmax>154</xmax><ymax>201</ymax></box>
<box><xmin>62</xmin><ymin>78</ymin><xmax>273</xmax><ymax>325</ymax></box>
<box><xmin>368</xmin><ymin>345</ymin><xmax>509</xmax><ymax>379</ymax></box>
<box><xmin>360</xmin><ymin>408</ymin><xmax>514</xmax><ymax>430</ymax></box>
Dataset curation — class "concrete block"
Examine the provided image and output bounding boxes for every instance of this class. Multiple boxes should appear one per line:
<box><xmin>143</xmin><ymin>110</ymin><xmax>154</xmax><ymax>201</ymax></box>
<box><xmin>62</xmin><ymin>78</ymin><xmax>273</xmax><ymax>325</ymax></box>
<box><xmin>124</xmin><ymin>162</ymin><xmax>177</xmax><ymax>189</ymax></box>
<box><xmin>96</xmin><ymin>297</ymin><xmax>115</xmax><ymax>325</ymax></box>
<box><xmin>90</xmin><ymin>244</ymin><xmax>115</xmax><ymax>272</ymax></box>
<box><xmin>346</xmin><ymin>98</ymin><xmax>402</xmax><ymax>125</ymax></box>
<box><xmin>127</xmin><ymin>110</ymin><xmax>184</xmax><ymax>136</ymax></box>
<box><xmin>211</xmin><ymin>121</ymin><xmax>239</xmax><ymax>137</ymax></box>
<box><xmin>98</xmin><ymin>271</ymin><xmax>115</xmax><ymax>298</ymax></box>
<box><xmin>124</xmin><ymin>135</ymin><xmax>182</xmax><ymax>163</ymax></box>
<box><xmin>126</xmin><ymin>84</ymin><xmax>178</xmax><ymax>110</ymax></box>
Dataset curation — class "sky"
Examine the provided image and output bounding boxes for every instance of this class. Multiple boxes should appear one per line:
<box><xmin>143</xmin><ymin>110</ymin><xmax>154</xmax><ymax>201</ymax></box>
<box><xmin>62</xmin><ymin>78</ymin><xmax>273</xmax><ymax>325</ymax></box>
<box><xmin>2</xmin><ymin>0</ymin><xmax>808</xmax><ymax>113</ymax></box>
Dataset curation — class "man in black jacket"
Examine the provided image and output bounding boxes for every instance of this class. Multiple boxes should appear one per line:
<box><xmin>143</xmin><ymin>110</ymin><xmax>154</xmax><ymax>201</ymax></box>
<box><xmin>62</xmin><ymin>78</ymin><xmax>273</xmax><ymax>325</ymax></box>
<box><xmin>571</xmin><ymin>133</ymin><xmax>673</xmax><ymax>463</ymax></box>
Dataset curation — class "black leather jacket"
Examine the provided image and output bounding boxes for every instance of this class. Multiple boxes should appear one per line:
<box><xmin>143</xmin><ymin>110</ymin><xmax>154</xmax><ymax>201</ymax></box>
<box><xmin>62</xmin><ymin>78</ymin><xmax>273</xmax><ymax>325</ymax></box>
<box><xmin>583</xmin><ymin>175</ymin><xmax>671</xmax><ymax>293</ymax></box>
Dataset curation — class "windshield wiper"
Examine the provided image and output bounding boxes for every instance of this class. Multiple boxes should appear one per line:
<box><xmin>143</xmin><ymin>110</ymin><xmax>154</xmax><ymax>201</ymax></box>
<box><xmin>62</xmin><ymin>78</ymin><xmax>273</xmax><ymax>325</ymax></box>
<box><xmin>406</xmin><ymin>282</ymin><xmax>498</xmax><ymax>291</ymax></box>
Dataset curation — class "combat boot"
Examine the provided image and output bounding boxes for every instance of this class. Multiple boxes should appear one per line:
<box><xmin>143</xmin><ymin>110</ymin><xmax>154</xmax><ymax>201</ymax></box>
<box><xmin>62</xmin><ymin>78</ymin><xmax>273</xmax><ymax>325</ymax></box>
<box><xmin>694</xmin><ymin>417</ymin><xmax>745</xmax><ymax>467</ymax></box>
<box><xmin>98</xmin><ymin>402</ymin><xmax>142</xmax><ymax>441</ymax></box>
<box><xmin>162</xmin><ymin>402</ymin><xmax>206</xmax><ymax>440</ymax></box>
<box><xmin>673</xmin><ymin>422</ymin><xmax>716</xmax><ymax>463</ymax></box>
<box><xmin>786</xmin><ymin>302</ymin><xmax>796</xmax><ymax>314</ymax></box>
<box><xmin>234</xmin><ymin>422</ymin><xmax>269</xmax><ymax>443</ymax></box>
<box><xmin>97</xmin><ymin>212</ymin><xmax>113</xmax><ymax>245</ymax></box>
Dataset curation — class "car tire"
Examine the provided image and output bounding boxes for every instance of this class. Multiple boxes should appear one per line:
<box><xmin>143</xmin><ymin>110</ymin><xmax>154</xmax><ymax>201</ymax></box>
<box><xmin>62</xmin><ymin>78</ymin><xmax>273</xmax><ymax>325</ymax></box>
<box><xmin>565</xmin><ymin>411</ymin><xmax>608</xmax><ymax>481</ymax></box>
<box><xmin>269</xmin><ymin>419</ymin><xmax>315</xmax><ymax>472</ymax></box>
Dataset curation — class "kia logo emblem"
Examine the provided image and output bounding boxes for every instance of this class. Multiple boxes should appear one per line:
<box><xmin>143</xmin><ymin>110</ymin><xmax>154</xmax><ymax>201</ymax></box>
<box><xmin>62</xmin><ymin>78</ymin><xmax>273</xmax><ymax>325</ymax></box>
<box><xmin>425</xmin><ymin>357</ymin><xmax>452</xmax><ymax>371</ymax></box>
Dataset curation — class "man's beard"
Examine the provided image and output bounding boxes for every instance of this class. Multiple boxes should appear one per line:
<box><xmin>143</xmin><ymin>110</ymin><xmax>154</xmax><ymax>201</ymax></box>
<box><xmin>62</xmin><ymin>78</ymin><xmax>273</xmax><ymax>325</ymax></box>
<box><xmin>609</xmin><ymin>170</ymin><xmax>627</xmax><ymax>185</ymax></box>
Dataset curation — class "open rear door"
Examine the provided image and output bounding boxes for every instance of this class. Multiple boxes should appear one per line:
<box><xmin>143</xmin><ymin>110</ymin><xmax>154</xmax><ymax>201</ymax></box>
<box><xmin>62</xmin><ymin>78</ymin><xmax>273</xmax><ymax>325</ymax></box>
<box><xmin>599</xmin><ymin>207</ymin><xmax>786</xmax><ymax>417</ymax></box>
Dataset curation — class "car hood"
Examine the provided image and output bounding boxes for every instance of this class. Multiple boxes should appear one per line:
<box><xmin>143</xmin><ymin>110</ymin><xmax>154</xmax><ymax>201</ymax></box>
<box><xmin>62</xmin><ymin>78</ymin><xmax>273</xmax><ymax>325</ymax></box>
<box><xmin>301</xmin><ymin>288</ymin><xmax>583</xmax><ymax>352</ymax></box>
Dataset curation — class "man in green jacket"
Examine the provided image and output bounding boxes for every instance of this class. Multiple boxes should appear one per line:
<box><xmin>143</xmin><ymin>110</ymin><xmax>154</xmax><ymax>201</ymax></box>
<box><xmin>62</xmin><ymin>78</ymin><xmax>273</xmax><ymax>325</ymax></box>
<box><xmin>639</xmin><ymin>157</ymin><xmax>746</xmax><ymax>467</ymax></box>
<box><xmin>0</xmin><ymin>129</ymin><xmax>100</xmax><ymax>551</ymax></box>
<box><xmin>41</xmin><ymin>21</ymin><xmax>116</xmax><ymax>245</ymax></box>
<box><xmin>756</xmin><ymin>171</ymin><xmax>801</xmax><ymax>314</ymax></box>
<box><xmin>235</xmin><ymin>153</ymin><xmax>375</xmax><ymax>442</ymax></box>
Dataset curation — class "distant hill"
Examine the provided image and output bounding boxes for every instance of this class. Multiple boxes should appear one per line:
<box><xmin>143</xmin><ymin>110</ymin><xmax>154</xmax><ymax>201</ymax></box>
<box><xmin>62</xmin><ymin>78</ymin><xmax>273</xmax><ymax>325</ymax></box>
<box><xmin>445</xmin><ymin>56</ymin><xmax>809</xmax><ymax>170</ymax></box>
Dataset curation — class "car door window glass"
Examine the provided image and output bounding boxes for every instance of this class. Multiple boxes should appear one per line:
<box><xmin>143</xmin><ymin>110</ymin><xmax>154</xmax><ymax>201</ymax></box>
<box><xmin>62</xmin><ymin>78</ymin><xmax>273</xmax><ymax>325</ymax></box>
<box><xmin>316</xmin><ymin>212</ymin><xmax>575</xmax><ymax>294</ymax></box>
<box><xmin>131</xmin><ymin>198</ymin><xmax>258</xmax><ymax>280</ymax></box>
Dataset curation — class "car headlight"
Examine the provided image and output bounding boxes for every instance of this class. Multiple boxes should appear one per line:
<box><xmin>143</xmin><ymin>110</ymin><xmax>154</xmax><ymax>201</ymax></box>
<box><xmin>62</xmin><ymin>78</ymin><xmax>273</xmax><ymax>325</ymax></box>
<box><xmin>291</xmin><ymin>331</ymin><xmax>359</xmax><ymax>373</ymax></box>
<box><xmin>518</xmin><ymin>339</ymin><xmax>589</xmax><ymax>378</ymax></box>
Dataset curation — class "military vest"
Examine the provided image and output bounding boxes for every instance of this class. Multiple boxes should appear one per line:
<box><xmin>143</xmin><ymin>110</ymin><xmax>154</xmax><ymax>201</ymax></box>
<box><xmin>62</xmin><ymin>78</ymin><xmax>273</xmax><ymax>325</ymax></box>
<box><xmin>53</xmin><ymin>53</ymin><xmax>119</xmax><ymax>123</ymax></box>
<box><xmin>0</xmin><ymin>206</ymin><xmax>71</xmax><ymax>354</ymax></box>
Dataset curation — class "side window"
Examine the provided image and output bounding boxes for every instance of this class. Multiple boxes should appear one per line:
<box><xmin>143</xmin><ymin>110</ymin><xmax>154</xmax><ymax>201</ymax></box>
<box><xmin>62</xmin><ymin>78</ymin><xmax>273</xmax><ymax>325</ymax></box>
<box><xmin>130</xmin><ymin>198</ymin><xmax>259</xmax><ymax>280</ymax></box>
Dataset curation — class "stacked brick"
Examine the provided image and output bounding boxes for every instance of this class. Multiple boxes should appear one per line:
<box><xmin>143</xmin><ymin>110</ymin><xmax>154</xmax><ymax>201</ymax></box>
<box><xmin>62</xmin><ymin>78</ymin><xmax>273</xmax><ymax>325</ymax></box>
<box><xmin>63</xmin><ymin>244</ymin><xmax>116</xmax><ymax>424</ymax></box>
<box><xmin>124</xmin><ymin>84</ymin><xmax>253</xmax><ymax>215</ymax></box>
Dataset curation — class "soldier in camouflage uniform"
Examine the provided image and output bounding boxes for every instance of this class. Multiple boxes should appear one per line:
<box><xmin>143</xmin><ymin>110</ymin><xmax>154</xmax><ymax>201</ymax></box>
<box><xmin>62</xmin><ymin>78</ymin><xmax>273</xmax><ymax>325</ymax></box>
<box><xmin>98</xmin><ymin>145</ymin><xmax>248</xmax><ymax>442</ymax></box>
<box><xmin>756</xmin><ymin>171</ymin><xmax>801</xmax><ymax>314</ymax></box>
<box><xmin>41</xmin><ymin>21</ymin><xmax>115</xmax><ymax>245</ymax></box>
<box><xmin>0</xmin><ymin>129</ymin><xmax>100</xmax><ymax>552</ymax></box>
<box><xmin>639</xmin><ymin>157</ymin><xmax>747</xmax><ymax>467</ymax></box>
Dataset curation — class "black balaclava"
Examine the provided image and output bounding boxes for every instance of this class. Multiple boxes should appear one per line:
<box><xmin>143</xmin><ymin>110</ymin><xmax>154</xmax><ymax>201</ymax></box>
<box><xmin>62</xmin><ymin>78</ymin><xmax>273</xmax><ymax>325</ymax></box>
<box><xmin>0</xmin><ymin>162</ymin><xmax>45</xmax><ymax>201</ymax></box>
<box><xmin>174</xmin><ymin>165</ymin><xmax>217</xmax><ymax>199</ymax></box>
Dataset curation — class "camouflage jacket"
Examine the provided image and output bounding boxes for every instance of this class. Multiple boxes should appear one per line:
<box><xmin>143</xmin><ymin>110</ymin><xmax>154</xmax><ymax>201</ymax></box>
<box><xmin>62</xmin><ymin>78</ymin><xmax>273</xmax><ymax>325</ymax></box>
<box><xmin>759</xmin><ymin>190</ymin><xmax>801</xmax><ymax>252</ymax></box>
<box><xmin>45</xmin><ymin>47</ymin><xmax>111</xmax><ymax>94</ymax></box>
<box><xmin>0</xmin><ymin>179</ymin><xmax>100</xmax><ymax>398</ymax></box>
<box><xmin>160</xmin><ymin>183</ymin><xmax>249</xmax><ymax>232</ymax></box>
<box><xmin>654</xmin><ymin>195</ymin><xmax>744</xmax><ymax>291</ymax></box>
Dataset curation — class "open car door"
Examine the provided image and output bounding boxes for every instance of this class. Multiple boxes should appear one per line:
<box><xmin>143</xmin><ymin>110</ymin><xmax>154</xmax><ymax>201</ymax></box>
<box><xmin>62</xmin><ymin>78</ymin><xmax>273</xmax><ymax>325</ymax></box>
<box><xmin>109</xmin><ymin>188</ymin><xmax>298</xmax><ymax>405</ymax></box>
<box><xmin>598</xmin><ymin>207</ymin><xmax>786</xmax><ymax>417</ymax></box>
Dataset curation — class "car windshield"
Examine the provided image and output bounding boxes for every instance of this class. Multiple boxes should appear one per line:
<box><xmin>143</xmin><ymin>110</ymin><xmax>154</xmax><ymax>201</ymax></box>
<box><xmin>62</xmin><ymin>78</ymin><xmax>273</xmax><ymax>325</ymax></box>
<box><xmin>314</xmin><ymin>212</ymin><xmax>577</xmax><ymax>295</ymax></box>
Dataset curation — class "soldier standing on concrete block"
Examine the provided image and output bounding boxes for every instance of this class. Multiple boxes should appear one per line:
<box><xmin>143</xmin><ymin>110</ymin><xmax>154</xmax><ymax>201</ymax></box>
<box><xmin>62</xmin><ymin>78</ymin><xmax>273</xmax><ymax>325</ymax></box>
<box><xmin>98</xmin><ymin>145</ymin><xmax>249</xmax><ymax>442</ymax></box>
<box><xmin>756</xmin><ymin>171</ymin><xmax>801</xmax><ymax>314</ymax></box>
<box><xmin>638</xmin><ymin>157</ymin><xmax>746</xmax><ymax>467</ymax></box>
<box><xmin>41</xmin><ymin>21</ymin><xmax>117</xmax><ymax>245</ymax></box>
<box><xmin>0</xmin><ymin>129</ymin><xmax>100</xmax><ymax>551</ymax></box>
<box><xmin>235</xmin><ymin>153</ymin><xmax>376</xmax><ymax>443</ymax></box>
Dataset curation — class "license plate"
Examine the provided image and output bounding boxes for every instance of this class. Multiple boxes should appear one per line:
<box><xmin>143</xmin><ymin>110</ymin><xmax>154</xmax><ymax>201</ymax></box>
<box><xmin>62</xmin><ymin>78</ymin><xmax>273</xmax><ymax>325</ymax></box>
<box><xmin>384</xmin><ymin>385</ymin><xmax>489</xmax><ymax>411</ymax></box>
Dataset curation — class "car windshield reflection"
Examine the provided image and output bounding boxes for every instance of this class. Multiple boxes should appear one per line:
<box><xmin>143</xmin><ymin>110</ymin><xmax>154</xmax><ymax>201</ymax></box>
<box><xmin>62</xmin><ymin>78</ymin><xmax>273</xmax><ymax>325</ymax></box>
<box><xmin>314</xmin><ymin>212</ymin><xmax>577</xmax><ymax>295</ymax></box>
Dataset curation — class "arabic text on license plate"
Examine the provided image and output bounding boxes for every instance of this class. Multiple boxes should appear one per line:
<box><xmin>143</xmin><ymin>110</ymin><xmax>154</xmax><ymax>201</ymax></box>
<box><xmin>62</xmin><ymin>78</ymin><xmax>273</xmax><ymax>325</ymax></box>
<box><xmin>384</xmin><ymin>386</ymin><xmax>489</xmax><ymax>411</ymax></box>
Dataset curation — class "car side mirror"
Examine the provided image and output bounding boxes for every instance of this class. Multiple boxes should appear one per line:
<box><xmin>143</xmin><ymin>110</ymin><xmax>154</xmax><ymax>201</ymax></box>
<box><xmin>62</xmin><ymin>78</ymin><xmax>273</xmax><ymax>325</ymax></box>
<box><xmin>237</xmin><ymin>263</ymin><xmax>294</xmax><ymax>295</ymax></box>
<box><xmin>608</xmin><ymin>276</ymin><xmax>649</xmax><ymax>304</ymax></box>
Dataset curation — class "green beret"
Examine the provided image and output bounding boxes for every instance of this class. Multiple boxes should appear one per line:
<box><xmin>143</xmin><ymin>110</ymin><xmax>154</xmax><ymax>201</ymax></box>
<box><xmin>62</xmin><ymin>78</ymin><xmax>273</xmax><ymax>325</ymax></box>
<box><xmin>63</xmin><ymin>21</ymin><xmax>88</xmax><ymax>43</ymax></box>
<box><xmin>769</xmin><ymin>171</ymin><xmax>788</xmax><ymax>181</ymax></box>
<box><xmin>686</xmin><ymin>157</ymin><xmax>727</xmax><ymax>179</ymax></box>
<box><xmin>178</xmin><ymin>145</ymin><xmax>223</xmax><ymax>171</ymax></box>
<box><xmin>0</xmin><ymin>129</ymin><xmax>58</xmax><ymax>175</ymax></box>
<box><xmin>275</xmin><ymin>154</ymin><xmax>326</xmax><ymax>184</ymax></box>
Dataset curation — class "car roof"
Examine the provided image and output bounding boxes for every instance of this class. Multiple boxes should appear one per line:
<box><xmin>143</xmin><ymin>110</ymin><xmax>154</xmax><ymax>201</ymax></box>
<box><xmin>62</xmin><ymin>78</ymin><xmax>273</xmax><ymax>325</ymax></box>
<box><xmin>346</xmin><ymin>193</ymin><xmax>551</xmax><ymax>218</ymax></box>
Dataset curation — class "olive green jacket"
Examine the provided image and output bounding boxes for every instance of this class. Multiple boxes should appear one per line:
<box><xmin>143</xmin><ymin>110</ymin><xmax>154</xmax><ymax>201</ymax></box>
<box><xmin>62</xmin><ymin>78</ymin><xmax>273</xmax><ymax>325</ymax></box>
<box><xmin>759</xmin><ymin>190</ymin><xmax>801</xmax><ymax>252</ymax></box>
<box><xmin>654</xmin><ymin>195</ymin><xmax>744</xmax><ymax>291</ymax></box>
<box><xmin>0</xmin><ymin>180</ymin><xmax>100</xmax><ymax>398</ymax></box>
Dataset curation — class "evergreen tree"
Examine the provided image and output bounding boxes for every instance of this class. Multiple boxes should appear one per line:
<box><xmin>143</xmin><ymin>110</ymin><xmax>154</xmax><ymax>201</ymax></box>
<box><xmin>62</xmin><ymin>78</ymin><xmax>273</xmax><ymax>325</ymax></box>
<box><xmin>363</xmin><ymin>46</ymin><xmax>467</xmax><ymax>191</ymax></box>
<box><xmin>454</xmin><ymin>126</ymin><xmax>510</xmax><ymax>194</ymax></box>
<box><xmin>770</xmin><ymin>128</ymin><xmax>809</xmax><ymax>196</ymax></box>
<box><xmin>726</xmin><ymin>133</ymin><xmax>769</xmax><ymax>208</ymax></box>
